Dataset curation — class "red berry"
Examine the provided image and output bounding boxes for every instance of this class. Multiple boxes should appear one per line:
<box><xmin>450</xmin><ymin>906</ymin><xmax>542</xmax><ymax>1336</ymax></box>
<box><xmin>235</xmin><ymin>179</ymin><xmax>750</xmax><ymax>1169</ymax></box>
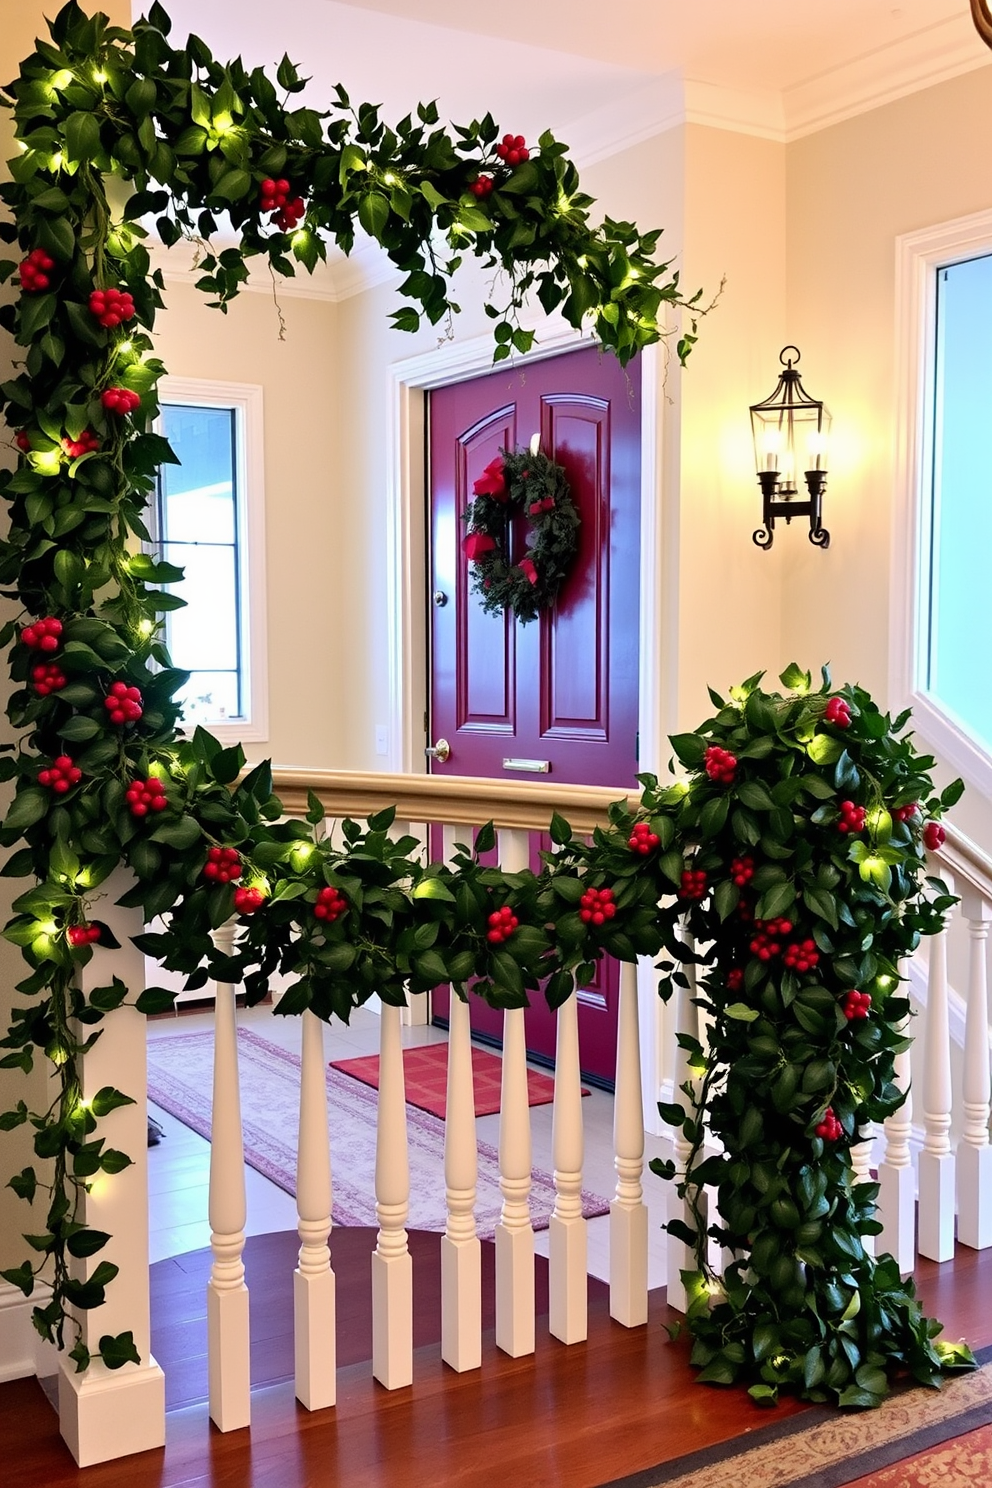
<box><xmin>89</xmin><ymin>286</ymin><xmax>136</xmax><ymax>328</ymax></box>
<box><xmin>678</xmin><ymin>868</ymin><xmax>708</xmax><ymax>901</ymax></box>
<box><xmin>127</xmin><ymin>776</ymin><xmax>168</xmax><ymax>817</ymax></box>
<box><xmin>727</xmin><ymin>968</ymin><xmax>744</xmax><ymax>992</ymax></box>
<box><xmin>101</xmin><ymin>387</ymin><xmax>141</xmax><ymax>415</ymax></box>
<box><xmin>923</xmin><ymin>821</ymin><xmax>946</xmax><ymax>852</ymax></box>
<box><xmin>233</xmin><ymin>886</ymin><xmax>265</xmax><ymax>915</ymax></box>
<box><xmin>703</xmin><ymin>744</ymin><xmax>737</xmax><ymax>785</ymax></box>
<box><xmin>39</xmin><ymin>754</ymin><xmax>81</xmax><ymax>792</ymax></box>
<box><xmin>824</xmin><ymin>696</ymin><xmax>851</xmax><ymax>728</ymax></box>
<box><xmin>31</xmin><ymin>662</ymin><xmax>66</xmax><ymax>697</ymax></box>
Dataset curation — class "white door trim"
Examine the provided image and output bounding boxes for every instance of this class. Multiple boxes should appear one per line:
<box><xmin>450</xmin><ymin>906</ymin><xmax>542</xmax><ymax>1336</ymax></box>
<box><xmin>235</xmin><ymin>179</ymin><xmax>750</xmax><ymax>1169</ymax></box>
<box><xmin>384</xmin><ymin>324</ymin><xmax>669</xmax><ymax>1130</ymax></box>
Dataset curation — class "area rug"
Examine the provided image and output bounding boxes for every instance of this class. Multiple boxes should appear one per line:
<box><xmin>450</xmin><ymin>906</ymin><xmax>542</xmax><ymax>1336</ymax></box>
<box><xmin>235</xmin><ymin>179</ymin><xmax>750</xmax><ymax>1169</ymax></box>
<box><xmin>600</xmin><ymin>1348</ymin><xmax>992</xmax><ymax>1488</ymax></box>
<box><xmin>147</xmin><ymin>1026</ymin><xmax>610</xmax><ymax>1240</ymax></box>
<box><xmin>330</xmin><ymin>1040</ymin><xmax>589</xmax><ymax>1119</ymax></box>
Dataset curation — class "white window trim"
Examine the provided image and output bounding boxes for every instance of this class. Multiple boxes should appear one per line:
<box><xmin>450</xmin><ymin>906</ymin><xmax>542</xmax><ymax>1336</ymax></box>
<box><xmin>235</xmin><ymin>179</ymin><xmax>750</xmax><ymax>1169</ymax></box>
<box><xmin>891</xmin><ymin>207</ymin><xmax>992</xmax><ymax>796</ymax></box>
<box><xmin>157</xmin><ymin>377</ymin><xmax>269</xmax><ymax>745</ymax></box>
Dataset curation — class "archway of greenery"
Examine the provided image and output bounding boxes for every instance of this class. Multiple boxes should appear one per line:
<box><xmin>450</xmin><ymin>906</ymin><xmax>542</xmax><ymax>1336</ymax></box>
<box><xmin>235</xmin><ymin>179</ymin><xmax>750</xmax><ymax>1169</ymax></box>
<box><xmin>0</xmin><ymin>0</ymin><xmax>973</xmax><ymax>1405</ymax></box>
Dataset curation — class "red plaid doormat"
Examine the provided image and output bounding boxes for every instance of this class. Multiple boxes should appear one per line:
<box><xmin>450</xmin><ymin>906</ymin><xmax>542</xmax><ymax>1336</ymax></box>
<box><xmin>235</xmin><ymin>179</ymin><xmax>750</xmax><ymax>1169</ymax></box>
<box><xmin>330</xmin><ymin>1041</ymin><xmax>589</xmax><ymax>1120</ymax></box>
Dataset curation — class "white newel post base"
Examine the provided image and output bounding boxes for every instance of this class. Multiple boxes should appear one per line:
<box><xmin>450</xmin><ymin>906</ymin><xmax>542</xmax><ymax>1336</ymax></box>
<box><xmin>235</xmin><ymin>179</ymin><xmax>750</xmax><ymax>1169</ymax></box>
<box><xmin>957</xmin><ymin>1142</ymin><xmax>992</xmax><ymax>1250</ymax></box>
<box><xmin>917</xmin><ymin>1153</ymin><xmax>956</xmax><ymax>1262</ymax></box>
<box><xmin>59</xmin><ymin>1358</ymin><xmax>166</xmax><ymax>1469</ymax></box>
<box><xmin>549</xmin><ymin>1213</ymin><xmax>587</xmax><ymax>1345</ymax></box>
<box><xmin>207</xmin><ymin>1283</ymin><xmax>250</xmax><ymax>1431</ymax></box>
<box><xmin>441</xmin><ymin>1235</ymin><xmax>482</xmax><ymax>1373</ymax></box>
<box><xmin>371</xmin><ymin>1244</ymin><xmax>413</xmax><ymax>1390</ymax></box>
<box><xmin>294</xmin><ymin>1267</ymin><xmax>336</xmax><ymax>1410</ymax></box>
<box><xmin>877</xmin><ymin>1160</ymin><xmax>917</xmax><ymax>1277</ymax></box>
<box><xmin>494</xmin><ymin>1223</ymin><xmax>535</xmax><ymax>1357</ymax></box>
<box><xmin>609</xmin><ymin>1201</ymin><xmax>649</xmax><ymax>1327</ymax></box>
<box><xmin>58</xmin><ymin>874</ymin><xmax>165</xmax><ymax>1466</ymax></box>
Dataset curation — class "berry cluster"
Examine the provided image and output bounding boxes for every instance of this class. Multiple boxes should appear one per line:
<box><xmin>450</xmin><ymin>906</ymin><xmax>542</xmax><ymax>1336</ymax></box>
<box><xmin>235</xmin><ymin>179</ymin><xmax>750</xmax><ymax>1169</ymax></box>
<box><xmin>824</xmin><ymin>696</ymin><xmax>851</xmax><ymax>728</ymax></box>
<box><xmin>314</xmin><ymin>885</ymin><xmax>347</xmax><ymax>923</ymax></box>
<box><xmin>579</xmin><ymin>886</ymin><xmax>616</xmax><ymax>926</ymax></box>
<box><xmin>486</xmin><ymin>905</ymin><xmax>519</xmax><ymax>943</ymax></box>
<box><xmin>470</xmin><ymin>174</ymin><xmax>494</xmax><ymax>198</ymax></box>
<box><xmin>837</xmin><ymin>800</ymin><xmax>866</xmax><ymax>835</ymax></box>
<box><xmin>527</xmin><ymin>497</ymin><xmax>555</xmax><ymax>515</ymax></box>
<box><xmin>704</xmin><ymin>744</ymin><xmax>737</xmax><ymax>785</ymax></box>
<box><xmin>31</xmin><ymin>663</ymin><xmax>66</xmax><ymax>697</ymax></box>
<box><xmin>203</xmin><ymin>847</ymin><xmax>243</xmax><ymax>884</ymax></box>
<box><xmin>749</xmin><ymin>917</ymin><xmax>794</xmax><ymax>960</ymax></box>
<box><xmin>68</xmin><ymin>924</ymin><xmax>101</xmax><ymax>947</ymax></box>
<box><xmin>22</xmin><ymin>616</ymin><xmax>62</xmax><ymax>652</ymax></box>
<box><xmin>730</xmin><ymin>855</ymin><xmax>754</xmax><ymax>887</ymax></box>
<box><xmin>234</xmin><ymin>886</ymin><xmax>265</xmax><ymax>914</ymax></box>
<box><xmin>783</xmin><ymin>938</ymin><xmax>819</xmax><ymax>973</ymax></box>
<box><xmin>496</xmin><ymin>133</ymin><xmax>529</xmax><ymax>165</ymax></box>
<box><xmin>15</xmin><ymin>430</ymin><xmax>31</xmax><ymax>452</ymax></box>
<box><xmin>101</xmin><ymin>387</ymin><xmax>141</xmax><ymax>415</ymax></box>
<box><xmin>842</xmin><ymin>989</ymin><xmax>872</xmax><ymax>1020</ymax></box>
<box><xmin>892</xmin><ymin>802</ymin><xmax>919</xmax><ymax>823</ymax></box>
<box><xmin>38</xmin><ymin>756</ymin><xmax>81</xmax><ymax>793</ymax></box>
<box><xmin>628</xmin><ymin>820</ymin><xmax>660</xmax><ymax>854</ymax></box>
<box><xmin>815</xmin><ymin>1107</ymin><xmax>843</xmax><ymax>1141</ymax></box>
<box><xmin>88</xmin><ymin>286</ymin><xmax>135</xmax><ymax>328</ymax></box>
<box><xmin>260</xmin><ymin>179</ymin><xmax>306</xmax><ymax>232</ymax></box>
<box><xmin>104</xmin><ymin>681</ymin><xmax>143</xmax><ymax>725</ymax></box>
<box><xmin>62</xmin><ymin>430</ymin><xmax>100</xmax><ymax>458</ymax></box>
<box><xmin>18</xmin><ymin>248</ymin><xmax>55</xmax><ymax>292</ymax></box>
<box><xmin>726</xmin><ymin>967</ymin><xmax>744</xmax><ymax>992</ymax></box>
<box><xmin>679</xmin><ymin>868</ymin><xmax>708</xmax><ymax>901</ymax></box>
<box><xmin>923</xmin><ymin>821</ymin><xmax>946</xmax><ymax>851</ymax></box>
<box><xmin>126</xmin><ymin>776</ymin><xmax>168</xmax><ymax>816</ymax></box>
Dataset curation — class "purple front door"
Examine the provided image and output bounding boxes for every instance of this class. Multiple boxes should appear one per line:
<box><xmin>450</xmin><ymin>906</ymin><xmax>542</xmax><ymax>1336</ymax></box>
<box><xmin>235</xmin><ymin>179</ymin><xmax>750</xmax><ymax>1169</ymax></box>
<box><xmin>428</xmin><ymin>346</ymin><xmax>641</xmax><ymax>1084</ymax></box>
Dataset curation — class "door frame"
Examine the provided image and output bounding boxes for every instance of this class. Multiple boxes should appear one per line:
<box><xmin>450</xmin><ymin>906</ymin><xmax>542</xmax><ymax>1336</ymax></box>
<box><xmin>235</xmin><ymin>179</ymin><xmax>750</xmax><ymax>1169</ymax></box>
<box><xmin>384</xmin><ymin>323</ymin><xmax>675</xmax><ymax>1133</ymax></box>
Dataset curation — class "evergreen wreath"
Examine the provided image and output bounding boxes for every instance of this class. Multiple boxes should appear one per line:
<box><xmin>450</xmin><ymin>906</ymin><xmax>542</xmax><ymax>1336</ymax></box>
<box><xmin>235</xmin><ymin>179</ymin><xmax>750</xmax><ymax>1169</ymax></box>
<box><xmin>461</xmin><ymin>446</ymin><xmax>580</xmax><ymax>623</ymax></box>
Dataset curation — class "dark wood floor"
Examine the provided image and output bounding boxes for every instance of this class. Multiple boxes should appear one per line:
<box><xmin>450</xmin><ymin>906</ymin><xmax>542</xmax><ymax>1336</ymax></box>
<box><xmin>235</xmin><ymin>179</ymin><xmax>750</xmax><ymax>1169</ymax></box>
<box><xmin>4</xmin><ymin>1231</ymin><xmax>990</xmax><ymax>1488</ymax></box>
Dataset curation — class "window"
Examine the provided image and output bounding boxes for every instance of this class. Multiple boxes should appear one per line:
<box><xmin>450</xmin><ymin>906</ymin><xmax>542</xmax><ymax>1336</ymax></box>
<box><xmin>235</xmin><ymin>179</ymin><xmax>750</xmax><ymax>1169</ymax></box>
<box><xmin>893</xmin><ymin>209</ymin><xmax>992</xmax><ymax>795</ymax></box>
<box><xmin>154</xmin><ymin>379</ymin><xmax>268</xmax><ymax>743</ymax></box>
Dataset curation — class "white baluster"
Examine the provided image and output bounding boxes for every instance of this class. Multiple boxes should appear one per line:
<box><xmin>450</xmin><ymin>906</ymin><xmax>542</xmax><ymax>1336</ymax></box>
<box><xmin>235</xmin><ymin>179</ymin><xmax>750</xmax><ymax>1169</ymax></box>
<box><xmin>610</xmin><ymin>959</ymin><xmax>648</xmax><ymax>1327</ymax></box>
<box><xmin>877</xmin><ymin>1019</ymin><xmax>915</xmax><ymax>1276</ymax></box>
<box><xmin>294</xmin><ymin>1010</ymin><xmax>335</xmax><ymax>1409</ymax></box>
<box><xmin>918</xmin><ymin>921</ymin><xmax>956</xmax><ymax>1261</ymax></box>
<box><xmin>957</xmin><ymin>889</ymin><xmax>992</xmax><ymax>1249</ymax></box>
<box><xmin>666</xmin><ymin>938</ymin><xmax>706</xmax><ymax>1313</ymax></box>
<box><xmin>372</xmin><ymin>1002</ymin><xmax>413</xmax><ymax>1388</ymax></box>
<box><xmin>850</xmin><ymin>1122</ymin><xmax>876</xmax><ymax>1258</ymax></box>
<box><xmin>441</xmin><ymin>990</ymin><xmax>481</xmax><ymax>1372</ymax></box>
<box><xmin>207</xmin><ymin>920</ymin><xmax>250</xmax><ymax>1431</ymax></box>
<box><xmin>57</xmin><ymin>872</ymin><xmax>165</xmax><ymax>1468</ymax></box>
<box><xmin>495</xmin><ymin>826</ymin><xmax>535</xmax><ymax>1358</ymax></box>
<box><xmin>550</xmin><ymin>991</ymin><xmax>587</xmax><ymax>1344</ymax></box>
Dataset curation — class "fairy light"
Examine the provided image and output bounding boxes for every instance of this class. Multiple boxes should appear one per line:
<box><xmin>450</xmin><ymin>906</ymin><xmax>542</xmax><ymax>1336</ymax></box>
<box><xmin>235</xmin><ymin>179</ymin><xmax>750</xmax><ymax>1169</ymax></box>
<box><xmin>876</xmin><ymin>974</ymin><xmax>895</xmax><ymax>989</ymax></box>
<box><xmin>32</xmin><ymin>449</ymin><xmax>62</xmax><ymax>477</ymax></box>
<box><xmin>93</xmin><ymin>69</ymin><xmax>108</xmax><ymax>84</ymax></box>
<box><xmin>49</xmin><ymin>151</ymin><xmax>64</xmax><ymax>172</ymax></box>
<box><xmin>291</xmin><ymin>229</ymin><xmax>309</xmax><ymax>249</ymax></box>
<box><xmin>50</xmin><ymin>70</ymin><xmax>74</xmax><ymax>91</ymax></box>
<box><xmin>138</xmin><ymin>618</ymin><xmax>154</xmax><ymax>637</ymax></box>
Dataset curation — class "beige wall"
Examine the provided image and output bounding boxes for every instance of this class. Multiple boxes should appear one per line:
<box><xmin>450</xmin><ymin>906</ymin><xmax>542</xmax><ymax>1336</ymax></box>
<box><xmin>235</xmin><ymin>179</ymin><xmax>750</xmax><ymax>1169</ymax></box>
<box><xmin>150</xmin><ymin>280</ymin><xmax>341</xmax><ymax>769</ymax></box>
<box><xmin>785</xmin><ymin>66</ymin><xmax>992</xmax><ymax>841</ymax></box>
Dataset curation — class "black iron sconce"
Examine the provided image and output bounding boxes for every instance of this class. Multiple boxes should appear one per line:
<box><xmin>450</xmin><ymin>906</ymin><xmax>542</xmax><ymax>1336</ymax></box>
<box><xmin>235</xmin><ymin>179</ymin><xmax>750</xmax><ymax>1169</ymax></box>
<box><xmin>749</xmin><ymin>346</ymin><xmax>831</xmax><ymax>551</ymax></box>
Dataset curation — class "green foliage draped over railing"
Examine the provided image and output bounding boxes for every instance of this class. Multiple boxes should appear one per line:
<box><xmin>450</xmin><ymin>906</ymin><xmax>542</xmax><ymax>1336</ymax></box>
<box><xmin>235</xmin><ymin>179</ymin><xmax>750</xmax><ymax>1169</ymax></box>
<box><xmin>0</xmin><ymin>1</ymin><xmax>973</xmax><ymax>1406</ymax></box>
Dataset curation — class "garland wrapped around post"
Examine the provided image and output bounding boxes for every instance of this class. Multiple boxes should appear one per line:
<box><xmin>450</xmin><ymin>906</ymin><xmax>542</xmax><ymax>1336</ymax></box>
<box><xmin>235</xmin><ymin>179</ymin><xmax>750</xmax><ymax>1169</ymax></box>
<box><xmin>0</xmin><ymin>0</ymin><xmax>975</xmax><ymax>1411</ymax></box>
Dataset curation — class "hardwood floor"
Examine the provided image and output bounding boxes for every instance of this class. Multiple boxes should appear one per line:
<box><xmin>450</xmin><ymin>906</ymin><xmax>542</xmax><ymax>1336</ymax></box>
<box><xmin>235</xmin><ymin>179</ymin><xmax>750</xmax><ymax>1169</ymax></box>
<box><xmin>4</xmin><ymin>1239</ymin><xmax>990</xmax><ymax>1488</ymax></box>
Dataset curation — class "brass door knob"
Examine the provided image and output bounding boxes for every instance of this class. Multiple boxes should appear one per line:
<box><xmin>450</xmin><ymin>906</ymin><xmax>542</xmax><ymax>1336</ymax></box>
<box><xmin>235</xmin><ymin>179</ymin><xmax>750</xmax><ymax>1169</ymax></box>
<box><xmin>425</xmin><ymin>738</ymin><xmax>451</xmax><ymax>763</ymax></box>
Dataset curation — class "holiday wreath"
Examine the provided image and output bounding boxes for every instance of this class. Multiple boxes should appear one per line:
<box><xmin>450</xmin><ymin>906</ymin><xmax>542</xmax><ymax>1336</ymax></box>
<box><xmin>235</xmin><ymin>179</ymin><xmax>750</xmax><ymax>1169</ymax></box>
<box><xmin>462</xmin><ymin>447</ymin><xmax>580</xmax><ymax>623</ymax></box>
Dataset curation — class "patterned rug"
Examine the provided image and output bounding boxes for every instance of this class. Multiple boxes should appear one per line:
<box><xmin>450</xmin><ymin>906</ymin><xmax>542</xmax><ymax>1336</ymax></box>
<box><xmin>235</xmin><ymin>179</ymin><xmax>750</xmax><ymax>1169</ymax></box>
<box><xmin>147</xmin><ymin>1026</ymin><xmax>610</xmax><ymax>1239</ymax></box>
<box><xmin>599</xmin><ymin>1350</ymin><xmax>992</xmax><ymax>1488</ymax></box>
<box><xmin>330</xmin><ymin>1040</ymin><xmax>589</xmax><ymax>1118</ymax></box>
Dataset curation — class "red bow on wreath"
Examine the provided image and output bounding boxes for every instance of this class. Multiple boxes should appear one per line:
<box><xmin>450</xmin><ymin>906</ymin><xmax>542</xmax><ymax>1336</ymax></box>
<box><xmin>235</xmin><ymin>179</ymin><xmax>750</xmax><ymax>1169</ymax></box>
<box><xmin>472</xmin><ymin>457</ymin><xmax>507</xmax><ymax>500</ymax></box>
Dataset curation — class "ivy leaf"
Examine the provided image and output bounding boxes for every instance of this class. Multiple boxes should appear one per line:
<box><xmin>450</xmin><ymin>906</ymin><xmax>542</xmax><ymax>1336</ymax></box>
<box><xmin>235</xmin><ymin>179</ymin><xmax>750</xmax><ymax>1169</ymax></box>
<box><xmin>725</xmin><ymin>1003</ymin><xmax>759</xmax><ymax>1023</ymax></box>
<box><xmin>549</xmin><ymin>811</ymin><xmax>572</xmax><ymax>846</ymax></box>
<box><xmin>3</xmin><ymin>788</ymin><xmax>50</xmax><ymax>833</ymax></box>
<box><xmin>66</xmin><ymin>1228</ymin><xmax>111</xmax><ymax>1259</ymax></box>
<box><xmin>90</xmin><ymin>1086</ymin><xmax>136</xmax><ymax>1118</ymax></box>
<box><xmin>99</xmin><ymin>1331</ymin><xmax>141</xmax><ymax>1370</ymax></box>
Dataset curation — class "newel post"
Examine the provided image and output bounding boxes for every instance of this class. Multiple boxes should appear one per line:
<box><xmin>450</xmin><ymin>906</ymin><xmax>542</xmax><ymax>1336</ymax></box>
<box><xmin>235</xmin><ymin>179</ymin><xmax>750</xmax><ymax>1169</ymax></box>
<box><xmin>57</xmin><ymin>870</ymin><xmax>166</xmax><ymax>1468</ymax></box>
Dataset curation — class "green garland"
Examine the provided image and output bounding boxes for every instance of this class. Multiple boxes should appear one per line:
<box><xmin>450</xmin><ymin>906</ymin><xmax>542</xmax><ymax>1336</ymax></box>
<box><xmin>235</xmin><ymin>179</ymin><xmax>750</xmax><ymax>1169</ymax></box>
<box><xmin>0</xmin><ymin>1</ymin><xmax>975</xmax><ymax>1411</ymax></box>
<box><xmin>462</xmin><ymin>447</ymin><xmax>580</xmax><ymax>624</ymax></box>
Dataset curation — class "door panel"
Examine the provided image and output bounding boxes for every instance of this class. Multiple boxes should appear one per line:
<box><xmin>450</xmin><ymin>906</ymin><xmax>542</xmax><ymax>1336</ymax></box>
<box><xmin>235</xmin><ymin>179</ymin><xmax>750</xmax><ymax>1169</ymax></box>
<box><xmin>428</xmin><ymin>347</ymin><xmax>641</xmax><ymax>1085</ymax></box>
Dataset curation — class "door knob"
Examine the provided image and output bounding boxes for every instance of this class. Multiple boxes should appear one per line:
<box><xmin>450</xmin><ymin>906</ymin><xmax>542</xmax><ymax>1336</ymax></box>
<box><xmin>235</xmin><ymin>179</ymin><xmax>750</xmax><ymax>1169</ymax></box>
<box><xmin>425</xmin><ymin>737</ymin><xmax>451</xmax><ymax>763</ymax></box>
<box><xmin>433</xmin><ymin>590</ymin><xmax>448</xmax><ymax>607</ymax></box>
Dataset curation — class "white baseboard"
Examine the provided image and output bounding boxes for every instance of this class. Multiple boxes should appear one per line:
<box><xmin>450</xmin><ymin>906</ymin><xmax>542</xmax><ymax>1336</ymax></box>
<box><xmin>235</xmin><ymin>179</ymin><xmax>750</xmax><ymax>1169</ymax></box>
<box><xmin>0</xmin><ymin>1279</ymin><xmax>54</xmax><ymax>1383</ymax></box>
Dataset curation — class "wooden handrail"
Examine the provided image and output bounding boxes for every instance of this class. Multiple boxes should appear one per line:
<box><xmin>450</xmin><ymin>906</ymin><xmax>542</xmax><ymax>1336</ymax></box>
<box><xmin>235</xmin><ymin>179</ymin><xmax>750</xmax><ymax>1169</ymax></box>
<box><xmin>270</xmin><ymin>768</ymin><xmax>639</xmax><ymax>835</ymax></box>
<box><xmin>938</xmin><ymin>821</ymin><xmax>992</xmax><ymax>900</ymax></box>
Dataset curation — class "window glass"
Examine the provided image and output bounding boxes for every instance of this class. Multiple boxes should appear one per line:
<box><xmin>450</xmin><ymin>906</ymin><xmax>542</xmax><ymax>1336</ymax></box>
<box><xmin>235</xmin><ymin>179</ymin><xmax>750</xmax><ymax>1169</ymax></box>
<box><xmin>157</xmin><ymin>403</ymin><xmax>244</xmax><ymax>725</ymax></box>
<box><xmin>925</xmin><ymin>253</ymin><xmax>992</xmax><ymax>749</ymax></box>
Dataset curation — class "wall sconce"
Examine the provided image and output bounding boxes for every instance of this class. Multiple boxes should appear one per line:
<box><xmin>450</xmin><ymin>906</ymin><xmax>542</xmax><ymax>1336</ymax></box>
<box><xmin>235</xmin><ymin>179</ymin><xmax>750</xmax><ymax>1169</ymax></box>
<box><xmin>749</xmin><ymin>345</ymin><xmax>831</xmax><ymax>551</ymax></box>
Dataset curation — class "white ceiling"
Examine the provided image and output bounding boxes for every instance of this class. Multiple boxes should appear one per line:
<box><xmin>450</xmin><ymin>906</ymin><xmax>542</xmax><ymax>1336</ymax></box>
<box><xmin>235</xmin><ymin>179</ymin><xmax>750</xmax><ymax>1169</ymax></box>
<box><xmin>157</xmin><ymin>0</ymin><xmax>991</xmax><ymax>148</ymax></box>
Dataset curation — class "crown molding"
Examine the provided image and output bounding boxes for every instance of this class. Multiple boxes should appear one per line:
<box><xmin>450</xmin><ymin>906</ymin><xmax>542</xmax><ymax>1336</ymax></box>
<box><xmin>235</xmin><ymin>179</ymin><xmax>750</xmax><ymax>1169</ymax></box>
<box><xmin>560</xmin><ymin>72</ymin><xmax>687</xmax><ymax>168</ymax></box>
<box><xmin>783</xmin><ymin>10</ymin><xmax>992</xmax><ymax>140</ymax></box>
<box><xmin>683</xmin><ymin>79</ymin><xmax>785</xmax><ymax>142</ymax></box>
